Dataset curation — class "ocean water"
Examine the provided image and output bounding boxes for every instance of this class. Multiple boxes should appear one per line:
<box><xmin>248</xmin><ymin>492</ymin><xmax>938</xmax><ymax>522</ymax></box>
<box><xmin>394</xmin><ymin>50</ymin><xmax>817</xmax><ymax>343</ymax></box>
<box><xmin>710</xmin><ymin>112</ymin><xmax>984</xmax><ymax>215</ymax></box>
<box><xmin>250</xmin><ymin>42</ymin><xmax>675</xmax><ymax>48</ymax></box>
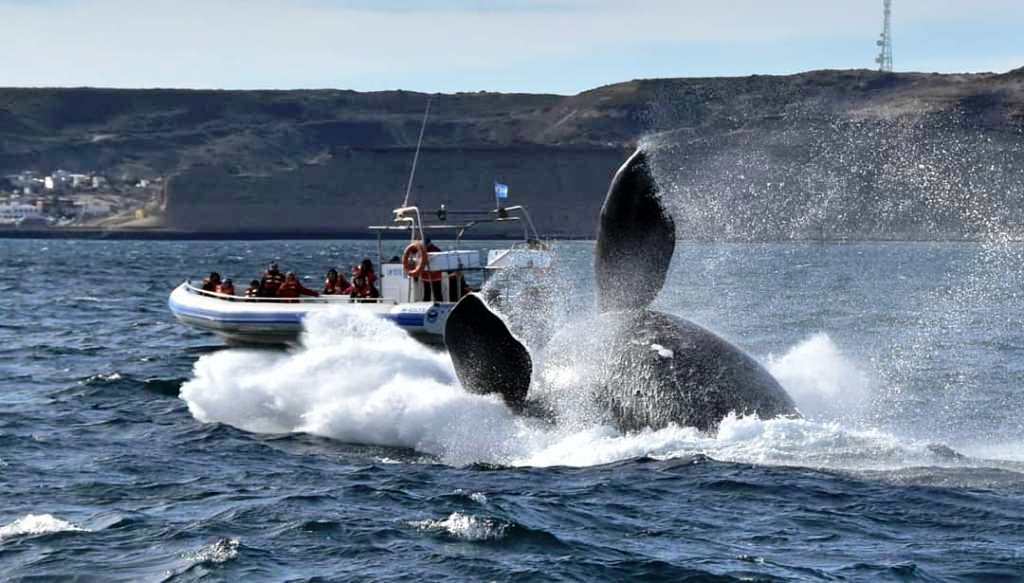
<box><xmin>1</xmin><ymin>238</ymin><xmax>1023</xmax><ymax>581</ymax></box>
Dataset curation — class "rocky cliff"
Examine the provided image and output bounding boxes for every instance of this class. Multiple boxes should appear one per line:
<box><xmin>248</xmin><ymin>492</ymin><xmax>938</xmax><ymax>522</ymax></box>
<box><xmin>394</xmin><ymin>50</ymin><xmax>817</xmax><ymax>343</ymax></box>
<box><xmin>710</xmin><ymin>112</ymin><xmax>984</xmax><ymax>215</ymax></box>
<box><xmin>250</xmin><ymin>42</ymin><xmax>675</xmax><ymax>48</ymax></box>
<box><xmin>2</xmin><ymin>67</ymin><xmax>1023</xmax><ymax>238</ymax></box>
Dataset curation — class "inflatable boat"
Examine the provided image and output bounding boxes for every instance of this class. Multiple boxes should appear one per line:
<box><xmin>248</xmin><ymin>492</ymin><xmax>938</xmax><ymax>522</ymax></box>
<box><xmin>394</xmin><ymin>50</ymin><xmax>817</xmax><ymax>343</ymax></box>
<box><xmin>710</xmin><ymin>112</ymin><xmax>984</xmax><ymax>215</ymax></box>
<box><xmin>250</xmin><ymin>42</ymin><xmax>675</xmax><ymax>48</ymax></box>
<box><xmin>168</xmin><ymin>203</ymin><xmax>553</xmax><ymax>346</ymax></box>
<box><xmin>168</xmin><ymin>281</ymin><xmax>454</xmax><ymax>346</ymax></box>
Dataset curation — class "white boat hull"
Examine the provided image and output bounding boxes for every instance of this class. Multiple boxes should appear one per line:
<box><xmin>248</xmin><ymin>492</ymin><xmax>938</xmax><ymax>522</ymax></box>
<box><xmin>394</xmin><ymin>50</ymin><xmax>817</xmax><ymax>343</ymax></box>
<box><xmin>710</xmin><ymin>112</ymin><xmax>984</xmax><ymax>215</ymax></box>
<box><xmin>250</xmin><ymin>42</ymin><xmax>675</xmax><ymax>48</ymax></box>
<box><xmin>168</xmin><ymin>283</ymin><xmax>452</xmax><ymax>346</ymax></box>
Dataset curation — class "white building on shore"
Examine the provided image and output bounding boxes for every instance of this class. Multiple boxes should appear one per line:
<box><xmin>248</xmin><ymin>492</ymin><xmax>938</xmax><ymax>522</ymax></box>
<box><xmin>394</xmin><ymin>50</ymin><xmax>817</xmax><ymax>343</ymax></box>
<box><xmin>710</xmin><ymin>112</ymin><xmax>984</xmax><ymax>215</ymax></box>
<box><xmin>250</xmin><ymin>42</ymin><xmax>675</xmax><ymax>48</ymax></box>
<box><xmin>0</xmin><ymin>202</ymin><xmax>48</xmax><ymax>226</ymax></box>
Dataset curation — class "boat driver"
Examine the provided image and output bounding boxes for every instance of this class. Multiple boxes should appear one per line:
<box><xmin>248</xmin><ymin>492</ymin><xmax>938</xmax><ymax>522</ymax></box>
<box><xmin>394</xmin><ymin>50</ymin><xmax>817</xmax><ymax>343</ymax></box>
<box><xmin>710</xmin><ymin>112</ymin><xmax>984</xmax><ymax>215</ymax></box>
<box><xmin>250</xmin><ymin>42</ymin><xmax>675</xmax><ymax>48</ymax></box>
<box><xmin>421</xmin><ymin>238</ymin><xmax>444</xmax><ymax>302</ymax></box>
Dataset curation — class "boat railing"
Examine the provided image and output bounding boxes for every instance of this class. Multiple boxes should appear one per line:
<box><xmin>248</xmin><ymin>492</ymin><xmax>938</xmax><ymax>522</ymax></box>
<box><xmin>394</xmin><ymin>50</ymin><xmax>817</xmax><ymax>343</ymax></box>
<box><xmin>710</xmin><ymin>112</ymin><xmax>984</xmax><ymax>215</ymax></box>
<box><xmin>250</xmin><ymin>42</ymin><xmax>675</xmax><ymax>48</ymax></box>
<box><xmin>182</xmin><ymin>281</ymin><xmax>397</xmax><ymax>305</ymax></box>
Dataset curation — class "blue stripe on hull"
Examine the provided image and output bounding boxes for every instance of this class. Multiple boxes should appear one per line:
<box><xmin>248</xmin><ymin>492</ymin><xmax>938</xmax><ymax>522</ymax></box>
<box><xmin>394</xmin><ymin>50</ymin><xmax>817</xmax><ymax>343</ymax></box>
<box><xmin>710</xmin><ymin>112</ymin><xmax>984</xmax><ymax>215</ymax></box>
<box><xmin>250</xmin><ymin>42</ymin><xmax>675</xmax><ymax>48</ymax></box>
<box><xmin>169</xmin><ymin>296</ymin><xmax>425</xmax><ymax>329</ymax></box>
<box><xmin>384</xmin><ymin>313</ymin><xmax>426</xmax><ymax>328</ymax></box>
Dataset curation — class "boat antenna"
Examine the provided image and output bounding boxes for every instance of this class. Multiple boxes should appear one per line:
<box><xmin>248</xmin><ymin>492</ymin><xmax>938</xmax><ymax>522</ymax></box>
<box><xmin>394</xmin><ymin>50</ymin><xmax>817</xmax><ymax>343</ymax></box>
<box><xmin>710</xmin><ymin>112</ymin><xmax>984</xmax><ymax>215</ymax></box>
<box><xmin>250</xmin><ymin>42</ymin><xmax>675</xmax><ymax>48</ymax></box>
<box><xmin>402</xmin><ymin>94</ymin><xmax>432</xmax><ymax>209</ymax></box>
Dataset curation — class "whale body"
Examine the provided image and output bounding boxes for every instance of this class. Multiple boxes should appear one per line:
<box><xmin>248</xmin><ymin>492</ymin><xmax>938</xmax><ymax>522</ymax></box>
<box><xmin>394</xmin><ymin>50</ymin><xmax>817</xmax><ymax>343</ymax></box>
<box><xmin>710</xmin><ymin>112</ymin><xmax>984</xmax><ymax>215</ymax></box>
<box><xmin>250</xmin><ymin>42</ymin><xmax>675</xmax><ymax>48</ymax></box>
<box><xmin>444</xmin><ymin>149</ymin><xmax>798</xmax><ymax>432</ymax></box>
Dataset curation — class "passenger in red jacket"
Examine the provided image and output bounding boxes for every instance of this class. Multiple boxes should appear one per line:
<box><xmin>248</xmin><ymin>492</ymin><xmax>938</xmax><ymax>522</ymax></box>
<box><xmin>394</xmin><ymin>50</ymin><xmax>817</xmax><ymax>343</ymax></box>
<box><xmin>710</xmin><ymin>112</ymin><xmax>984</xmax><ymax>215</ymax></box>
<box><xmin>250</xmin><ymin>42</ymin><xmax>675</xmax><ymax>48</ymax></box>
<box><xmin>277</xmin><ymin>272</ymin><xmax>320</xmax><ymax>299</ymax></box>
<box><xmin>350</xmin><ymin>259</ymin><xmax>380</xmax><ymax>299</ymax></box>
<box><xmin>322</xmin><ymin>269</ymin><xmax>351</xmax><ymax>295</ymax></box>
<box><xmin>260</xmin><ymin>262</ymin><xmax>285</xmax><ymax>296</ymax></box>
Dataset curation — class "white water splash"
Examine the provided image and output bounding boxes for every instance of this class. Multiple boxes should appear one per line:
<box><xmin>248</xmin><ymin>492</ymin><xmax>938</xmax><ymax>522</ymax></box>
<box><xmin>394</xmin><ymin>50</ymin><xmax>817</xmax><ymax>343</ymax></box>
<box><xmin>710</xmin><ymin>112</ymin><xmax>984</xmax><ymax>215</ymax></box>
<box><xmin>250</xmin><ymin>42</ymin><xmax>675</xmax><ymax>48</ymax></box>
<box><xmin>411</xmin><ymin>513</ymin><xmax>507</xmax><ymax>541</ymax></box>
<box><xmin>185</xmin><ymin>538</ymin><xmax>240</xmax><ymax>564</ymax></box>
<box><xmin>181</xmin><ymin>308</ymin><xmax>538</xmax><ymax>465</ymax></box>
<box><xmin>181</xmin><ymin>310</ymin><xmax>1000</xmax><ymax>471</ymax></box>
<box><xmin>454</xmin><ymin>489</ymin><xmax>489</xmax><ymax>504</ymax></box>
<box><xmin>767</xmin><ymin>332</ymin><xmax>872</xmax><ymax>421</ymax></box>
<box><xmin>0</xmin><ymin>514</ymin><xmax>87</xmax><ymax>540</ymax></box>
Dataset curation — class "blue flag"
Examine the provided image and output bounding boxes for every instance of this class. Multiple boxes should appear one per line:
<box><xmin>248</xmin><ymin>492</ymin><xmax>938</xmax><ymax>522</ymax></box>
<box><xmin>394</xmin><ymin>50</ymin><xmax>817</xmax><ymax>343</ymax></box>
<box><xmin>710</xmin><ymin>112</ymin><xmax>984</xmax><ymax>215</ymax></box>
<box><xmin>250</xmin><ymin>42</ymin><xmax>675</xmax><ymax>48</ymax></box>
<box><xmin>494</xmin><ymin>182</ymin><xmax>509</xmax><ymax>200</ymax></box>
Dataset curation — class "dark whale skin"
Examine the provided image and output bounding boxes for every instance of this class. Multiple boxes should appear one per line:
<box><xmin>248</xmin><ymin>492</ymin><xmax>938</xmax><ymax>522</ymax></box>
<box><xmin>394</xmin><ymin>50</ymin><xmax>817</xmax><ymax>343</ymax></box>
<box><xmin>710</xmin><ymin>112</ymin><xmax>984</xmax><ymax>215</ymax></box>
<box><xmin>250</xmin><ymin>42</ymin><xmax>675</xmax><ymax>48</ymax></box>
<box><xmin>443</xmin><ymin>146</ymin><xmax>800</xmax><ymax>433</ymax></box>
<box><xmin>542</xmin><ymin>310</ymin><xmax>798</xmax><ymax>432</ymax></box>
<box><xmin>444</xmin><ymin>293</ymin><xmax>532</xmax><ymax>408</ymax></box>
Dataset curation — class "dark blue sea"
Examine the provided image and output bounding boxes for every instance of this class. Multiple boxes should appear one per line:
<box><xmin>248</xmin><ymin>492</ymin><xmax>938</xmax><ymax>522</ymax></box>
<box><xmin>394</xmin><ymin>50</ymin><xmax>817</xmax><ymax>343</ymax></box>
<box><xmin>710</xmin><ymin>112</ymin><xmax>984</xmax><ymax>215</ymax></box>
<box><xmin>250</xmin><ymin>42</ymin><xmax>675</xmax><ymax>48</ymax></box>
<box><xmin>2</xmin><ymin>238</ymin><xmax>1023</xmax><ymax>581</ymax></box>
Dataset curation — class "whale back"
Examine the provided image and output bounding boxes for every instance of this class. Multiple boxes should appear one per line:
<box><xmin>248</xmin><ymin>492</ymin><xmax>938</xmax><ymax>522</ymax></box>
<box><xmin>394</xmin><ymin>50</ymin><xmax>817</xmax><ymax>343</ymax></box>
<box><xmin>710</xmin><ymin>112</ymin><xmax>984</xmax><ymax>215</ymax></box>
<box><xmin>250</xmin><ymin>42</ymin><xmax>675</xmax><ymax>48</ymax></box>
<box><xmin>541</xmin><ymin>310</ymin><xmax>798</xmax><ymax>432</ymax></box>
<box><xmin>595</xmin><ymin>149</ymin><xmax>676</xmax><ymax>313</ymax></box>
<box><xmin>444</xmin><ymin>293</ymin><xmax>531</xmax><ymax>408</ymax></box>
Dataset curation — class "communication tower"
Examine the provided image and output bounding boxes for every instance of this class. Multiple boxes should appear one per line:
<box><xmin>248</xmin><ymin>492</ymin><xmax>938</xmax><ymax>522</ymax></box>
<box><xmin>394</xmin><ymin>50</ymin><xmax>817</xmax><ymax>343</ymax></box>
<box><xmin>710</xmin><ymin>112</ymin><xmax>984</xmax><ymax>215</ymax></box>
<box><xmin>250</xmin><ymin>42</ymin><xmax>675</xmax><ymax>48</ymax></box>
<box><xmin>875</xmin><ymin>0</ymin><xmax>893</xmax><ymax>72</ymax></box>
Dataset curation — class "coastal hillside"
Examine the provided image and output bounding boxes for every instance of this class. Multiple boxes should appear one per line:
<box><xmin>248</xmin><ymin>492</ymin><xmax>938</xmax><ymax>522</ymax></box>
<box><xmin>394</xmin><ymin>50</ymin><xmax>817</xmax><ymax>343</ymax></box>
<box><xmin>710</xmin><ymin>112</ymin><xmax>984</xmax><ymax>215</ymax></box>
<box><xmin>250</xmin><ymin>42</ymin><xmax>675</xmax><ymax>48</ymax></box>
<box><xmin>2</xmin><ymin>67</ymin><xmax>1023</xmax><ymax>238</ymax></box>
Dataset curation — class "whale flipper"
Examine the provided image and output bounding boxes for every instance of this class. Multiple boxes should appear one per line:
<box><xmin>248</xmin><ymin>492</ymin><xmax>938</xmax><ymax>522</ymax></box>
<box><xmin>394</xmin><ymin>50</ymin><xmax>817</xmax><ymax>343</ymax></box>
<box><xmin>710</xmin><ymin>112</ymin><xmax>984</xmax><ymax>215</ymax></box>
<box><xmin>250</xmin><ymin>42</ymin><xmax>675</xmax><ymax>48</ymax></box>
<box><xmin>595</xmin><ymin>148</ymin><xmax>676</xmax><ymax>313</ymax></box>
<box><xmin>444</xmin><ymin>293</ymin><xmax>531</xmax><ymax>408</ymax></box>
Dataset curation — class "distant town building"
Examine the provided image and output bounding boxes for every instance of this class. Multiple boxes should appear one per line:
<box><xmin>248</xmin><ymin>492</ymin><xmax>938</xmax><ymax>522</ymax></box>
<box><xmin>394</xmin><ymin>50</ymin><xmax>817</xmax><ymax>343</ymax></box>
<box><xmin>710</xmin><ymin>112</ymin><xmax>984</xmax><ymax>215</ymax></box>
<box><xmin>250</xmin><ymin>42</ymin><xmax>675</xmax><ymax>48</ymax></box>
<box><xmin>75</xmin><ymin>198</ymin><xmax>115</xmax><ymax>217</ymax></box>
<box><xmin>0</xmin><ymin>202</ymin><xmax>47</xmax><ymax>225</ymax></box>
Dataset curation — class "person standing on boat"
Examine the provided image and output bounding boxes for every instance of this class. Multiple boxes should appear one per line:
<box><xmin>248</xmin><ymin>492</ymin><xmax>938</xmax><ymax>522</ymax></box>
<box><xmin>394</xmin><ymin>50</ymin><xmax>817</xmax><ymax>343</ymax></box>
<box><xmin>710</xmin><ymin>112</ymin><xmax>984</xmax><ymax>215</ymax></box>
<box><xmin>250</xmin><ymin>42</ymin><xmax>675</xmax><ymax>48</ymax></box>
<box><xmin>322</xmin><ymin>269</ymin><xmax>351</xmax><ymax>295</ymax></box>
<box><xmin>260</xmin><ymin>262</ymin><xmax>285</xmax><ymax>296</ymax></box>
<box><xmin>277</xmin><ymin>272</ymin><xmax>319</xmax><ymax>299</ymax></box>
<box><xmin>421</xmin><ymin>239</ymin><xmax>444</xmax><ymax>302</ymax></box>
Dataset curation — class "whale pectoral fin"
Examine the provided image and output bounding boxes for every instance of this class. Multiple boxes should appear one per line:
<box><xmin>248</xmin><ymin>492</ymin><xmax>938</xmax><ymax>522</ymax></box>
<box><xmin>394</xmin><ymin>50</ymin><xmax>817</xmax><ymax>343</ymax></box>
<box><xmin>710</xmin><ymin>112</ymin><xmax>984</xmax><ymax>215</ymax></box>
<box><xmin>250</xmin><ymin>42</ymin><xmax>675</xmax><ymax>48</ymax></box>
<box><xmin>444</xmin><ymin>293</ymin><xmax>531</xmax><ymax>408</ymax></box>
<box><xmin>595</xmin><ymin>148</ymin><xmax>676</xmax><ymax>313</ymax></box>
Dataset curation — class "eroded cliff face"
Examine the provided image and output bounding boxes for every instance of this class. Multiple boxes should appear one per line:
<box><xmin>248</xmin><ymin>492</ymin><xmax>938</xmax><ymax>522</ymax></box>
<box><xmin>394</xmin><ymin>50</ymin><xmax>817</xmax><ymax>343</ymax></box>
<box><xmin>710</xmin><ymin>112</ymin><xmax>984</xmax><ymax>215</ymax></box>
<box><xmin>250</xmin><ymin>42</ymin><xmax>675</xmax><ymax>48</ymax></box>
<box><xmin>163</xmin><ymin>147</ymin><xmax>627</xmax><ymax>236</ymax></box>
<box><xmin>2</xmin><ymin>68</ymin><xmax>1023</xmax><ymax>238</ymax></box>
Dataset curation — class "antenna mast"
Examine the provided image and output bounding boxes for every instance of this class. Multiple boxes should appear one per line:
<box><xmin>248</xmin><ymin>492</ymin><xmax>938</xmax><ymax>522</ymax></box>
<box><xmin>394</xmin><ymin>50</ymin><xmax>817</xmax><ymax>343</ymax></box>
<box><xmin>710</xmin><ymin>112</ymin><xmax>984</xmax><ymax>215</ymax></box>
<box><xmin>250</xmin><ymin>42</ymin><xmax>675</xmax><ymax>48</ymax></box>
<box><xmin>875</xmin><ymin>0</ymin><xmax>893</xmax><ymax>72</ymax></box>
<box><xmin>402</xmin><ymin>95</ymin><xmax>432</xmax><ymax>208</ymax></box>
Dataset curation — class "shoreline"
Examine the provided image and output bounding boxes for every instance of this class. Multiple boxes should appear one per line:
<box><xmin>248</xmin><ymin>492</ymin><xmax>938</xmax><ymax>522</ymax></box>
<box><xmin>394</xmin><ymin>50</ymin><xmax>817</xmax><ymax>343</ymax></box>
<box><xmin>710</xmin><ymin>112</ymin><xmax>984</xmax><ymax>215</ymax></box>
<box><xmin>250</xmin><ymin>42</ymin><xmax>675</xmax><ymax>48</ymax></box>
<box><xmin>0</xmin><ymin>228</ymin><xmax>574</xmax><ymax>241</ymax></box>
<box><xmin>0</xmin><ymin>227</ymin><xmax>1018</xmax><ymax>243</ymax></box>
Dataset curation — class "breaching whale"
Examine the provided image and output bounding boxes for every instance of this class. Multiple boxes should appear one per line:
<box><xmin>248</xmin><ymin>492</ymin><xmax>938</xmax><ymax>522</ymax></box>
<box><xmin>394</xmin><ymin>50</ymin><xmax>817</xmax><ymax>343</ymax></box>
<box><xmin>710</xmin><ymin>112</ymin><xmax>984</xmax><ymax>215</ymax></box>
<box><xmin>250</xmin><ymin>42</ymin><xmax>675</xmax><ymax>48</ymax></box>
<box><xmin>444</xmin><ymin>149</ymin><xmax>798</xmax><ymax>432</ymax></box>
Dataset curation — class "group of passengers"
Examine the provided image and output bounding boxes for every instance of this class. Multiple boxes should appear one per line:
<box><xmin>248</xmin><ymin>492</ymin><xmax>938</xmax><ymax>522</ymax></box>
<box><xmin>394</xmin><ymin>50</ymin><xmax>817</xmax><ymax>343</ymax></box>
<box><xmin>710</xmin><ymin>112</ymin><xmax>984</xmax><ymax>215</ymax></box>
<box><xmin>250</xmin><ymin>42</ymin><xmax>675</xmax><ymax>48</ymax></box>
<box><xmin>199</xmin><ymin>272</ymin><xmax>235</xmax><ymax>296</ymax></box>
<box><xmin>201</xmin><ymin>259</ymin><xmax>380</xmax><ymax>300</ymax></box>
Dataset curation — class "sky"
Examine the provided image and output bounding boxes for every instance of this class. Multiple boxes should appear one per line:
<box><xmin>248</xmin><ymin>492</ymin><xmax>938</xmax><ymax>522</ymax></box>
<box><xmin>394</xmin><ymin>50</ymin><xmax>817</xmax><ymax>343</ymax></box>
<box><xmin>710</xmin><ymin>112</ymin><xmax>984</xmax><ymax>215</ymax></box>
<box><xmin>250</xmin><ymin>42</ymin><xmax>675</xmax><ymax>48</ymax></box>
<box><xmin>2</xmin><ymin>0</ymin><xmax>1023</xmax><ymax>94</ymax></box>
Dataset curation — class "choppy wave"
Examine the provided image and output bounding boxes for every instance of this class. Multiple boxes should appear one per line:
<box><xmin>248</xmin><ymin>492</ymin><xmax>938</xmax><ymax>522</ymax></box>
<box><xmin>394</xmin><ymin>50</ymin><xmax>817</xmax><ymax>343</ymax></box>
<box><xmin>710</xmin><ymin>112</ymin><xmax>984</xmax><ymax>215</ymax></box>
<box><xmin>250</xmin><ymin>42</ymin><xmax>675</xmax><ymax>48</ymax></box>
<box><xmin>0</xmin><ymin>514</ymin><xmax>88</xmax><ymax>540</ymax></box>
<box><xmin>181</xmin><ymin>307</ymin><xmax>1019</xmax><ymax>472</ymax></box>
<box><xmin>411</xmin><ymin>512</ymin><xmax>508</xmax><ymax>541</ymax></box>
<box><xmin>185</xmin><ymin>538</ymin><xmax>241</xmax><ymax>565</ymax></box>
<box><xmin>5</xmin><ymin>239</ymin><xmax>1024</xmax><ymax>579</ymax></box>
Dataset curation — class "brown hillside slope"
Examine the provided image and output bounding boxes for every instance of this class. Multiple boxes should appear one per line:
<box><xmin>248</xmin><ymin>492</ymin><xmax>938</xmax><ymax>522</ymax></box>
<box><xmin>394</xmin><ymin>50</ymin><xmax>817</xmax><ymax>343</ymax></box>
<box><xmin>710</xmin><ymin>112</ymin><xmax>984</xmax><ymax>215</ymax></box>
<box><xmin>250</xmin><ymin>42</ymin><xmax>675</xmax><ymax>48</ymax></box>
<box><xmin>1</xmin><ymin>68</ymin><xmax>1022</xmax><ymax>238</ymax></box>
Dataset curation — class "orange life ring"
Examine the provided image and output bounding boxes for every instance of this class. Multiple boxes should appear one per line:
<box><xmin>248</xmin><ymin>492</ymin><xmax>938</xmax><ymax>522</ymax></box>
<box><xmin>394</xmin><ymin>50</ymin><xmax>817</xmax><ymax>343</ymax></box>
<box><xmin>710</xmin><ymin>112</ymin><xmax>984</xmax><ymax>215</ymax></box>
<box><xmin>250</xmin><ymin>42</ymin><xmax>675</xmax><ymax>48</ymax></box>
<box><xmin>402</xmin><ymin>241</ymin><xmax>429</xmax><ymax>278</ymax></box>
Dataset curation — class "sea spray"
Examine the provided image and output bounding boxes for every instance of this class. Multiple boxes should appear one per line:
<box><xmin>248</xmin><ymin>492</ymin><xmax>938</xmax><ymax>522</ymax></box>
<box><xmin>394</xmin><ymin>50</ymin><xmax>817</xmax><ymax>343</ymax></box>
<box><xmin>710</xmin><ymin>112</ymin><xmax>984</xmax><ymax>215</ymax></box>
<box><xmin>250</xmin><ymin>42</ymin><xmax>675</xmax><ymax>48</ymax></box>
<box><xmin>0</xmin><ymin>514</ymin><xmax>88</xmax><ymax>540</ymax></box>
<box><xmin>181</xmin><ymin>307</ymin><xmax>540</xmax><ymax>465</ymax></box>
<box><xmin>767</xmin><ymin>332</ymin><xmax>872</xmax><ymax>421</ymax></box>
<box><xmin>181</xmin><ymin>310</ymin><xmax>968</xmax><ymax>470</ymax></box>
